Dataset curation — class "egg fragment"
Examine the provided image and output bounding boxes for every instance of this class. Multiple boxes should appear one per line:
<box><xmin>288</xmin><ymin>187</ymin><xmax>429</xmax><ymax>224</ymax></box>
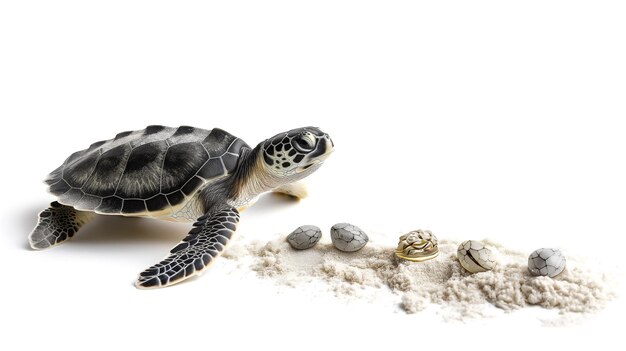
<box><xmin>395</xmin><ymin>229</ymin><xmax>439</xmax><ymax>262</ymax></box>
<box><xmin>457</xmin><ymin>240</ymin><xmax>496</xmax><ymax>273</ymax></box>
<box><xmin>286</xmin><ymin>225</ymin><xmax>322</xmax><ymax>250</ymax></box>
<box><xmin>528</xmin><ymin>248</ymin><xmax>566</xmax><ymax>277</ymax></box>
<box><xmin>330</xmin><ymin>223</ymin><xmax>368</xmax><ymax>252</ymax></box>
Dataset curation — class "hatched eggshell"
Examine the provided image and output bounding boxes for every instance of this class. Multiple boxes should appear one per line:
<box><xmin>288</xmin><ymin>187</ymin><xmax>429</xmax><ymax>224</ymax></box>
<box><xmin>330</xmin><ymin>223</ymin><xmax>368</xmax><ymax>252</ymax></box>
<box><xmin>528</xmin><ymin>248</ymin><xmax>566</xmax><ymax>277</ymax></box>
<box><xmin>286</xmin><ymin>225</ymin><xmax>322</xmax><ymax>250</ymax></box>
<box><xmin>395</xmin><ymin>229</ymin><xmax>439</xmax><ymax>261</ymax></box>
<box><xmin>457</xmin><ymin>240</ymin><xmax>496</xmax><ymax>273</ymax></box>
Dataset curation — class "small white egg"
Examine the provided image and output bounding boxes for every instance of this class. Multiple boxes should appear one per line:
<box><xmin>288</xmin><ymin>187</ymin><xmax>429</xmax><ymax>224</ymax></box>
<box><xmin>330</xmin><ymin>223</ymin><xmax>368</xmax><ymax>252</ymax></box>
<box><xmin>286</xmin><ymin>225</ymin><xmax>322</xmax><ymax>250</ymax></box>
<box><xmin>457</xmin><ymin>240</ymin><xmax>496</xmax><ymax>273</ymax></box>
<box><xmin>528</xmin><ymin>248</ymin><xmax>566</xmax><ymax>277</ymax></box>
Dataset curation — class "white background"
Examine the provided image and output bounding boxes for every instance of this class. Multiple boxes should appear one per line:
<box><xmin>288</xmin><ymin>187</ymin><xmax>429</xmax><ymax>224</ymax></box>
<box><xmin>1</xmin><ymin>1</ymin><xmax>624</xmax><ymax>349</ymax></box>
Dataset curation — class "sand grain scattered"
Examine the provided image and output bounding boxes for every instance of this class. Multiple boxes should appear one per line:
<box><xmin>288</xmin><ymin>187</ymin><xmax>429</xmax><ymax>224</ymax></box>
<box><xmin>224</xmin><ymin>236</ymin><xmax>616</xmax><ymax>323</ymax></box>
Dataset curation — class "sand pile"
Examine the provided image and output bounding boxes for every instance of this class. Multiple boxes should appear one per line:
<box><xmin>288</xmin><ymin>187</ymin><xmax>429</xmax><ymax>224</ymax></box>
<box><xmin>223</xmin><ymin>236</ymin><xmax>616</xmax><ymax>322</ymax></box>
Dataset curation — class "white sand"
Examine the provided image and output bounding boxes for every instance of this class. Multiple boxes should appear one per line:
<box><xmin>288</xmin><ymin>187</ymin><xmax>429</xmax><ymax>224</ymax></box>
<box><xmin>222</xmin><ymin>235</ymin><xmax>617</xmax><ymax>323</ymax></box>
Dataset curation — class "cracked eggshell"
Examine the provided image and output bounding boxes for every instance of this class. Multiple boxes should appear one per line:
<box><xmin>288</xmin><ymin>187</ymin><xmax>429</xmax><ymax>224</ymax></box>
<box><xmin>286</xmin><ymin>225</ymin><xmax>322</xmax><ymax>250</ymax></box>
<box><xmin>528</xmin><ymin>248</ymin><xmax>566</xmax><ymax>277</ymax></box>
<box><xmin>457</xmin><ymin>240</ymin><xmax>496</xmax><ymax>273</ymax></box>
<box><xmin>330</xmin><ymin>223</ymin><xmax>368</xmax><ymax>252</ymax></box>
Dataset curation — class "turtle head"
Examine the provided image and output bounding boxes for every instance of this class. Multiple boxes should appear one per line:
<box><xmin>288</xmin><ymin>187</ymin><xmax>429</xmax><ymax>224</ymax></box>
<box><xmin>232</xmin><ymin>127</ymin><xmax>333</xmax><ymax>203</ymax></box>
<box><xmin>260</xmin><ymin>126</ymin><xmax>334</xmax><ymax>182</ymax></box>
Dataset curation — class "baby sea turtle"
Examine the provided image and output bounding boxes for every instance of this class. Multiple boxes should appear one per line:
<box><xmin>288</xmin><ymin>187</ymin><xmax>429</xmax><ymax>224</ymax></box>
<box><xmin>29</xmin><ymin>125</ymin><xmax>334</xmax><ymax>289</ymax></box>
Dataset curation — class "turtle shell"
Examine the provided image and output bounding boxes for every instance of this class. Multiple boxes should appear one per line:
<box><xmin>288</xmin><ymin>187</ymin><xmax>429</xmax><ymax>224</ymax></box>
<box><xmin>45</xmin><ymin>125</ymin><xmax>250</xmax><ymax>215</ymax></box>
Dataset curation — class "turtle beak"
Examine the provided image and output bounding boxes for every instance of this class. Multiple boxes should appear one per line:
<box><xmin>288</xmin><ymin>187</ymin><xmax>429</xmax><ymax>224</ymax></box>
<box><xmin>297</xmin><ymin>135</ymin><xmax>334</xmax><ymax>172</ymax></box>
<box><xmin>322</xmin><ymin>134</ymin><xmax>334</xmax><ymax>156</ymax></box>
<box><xmin>315</xmin><ymin>134</ymin><xmax>334</xmax><ymax>161</ymax></box>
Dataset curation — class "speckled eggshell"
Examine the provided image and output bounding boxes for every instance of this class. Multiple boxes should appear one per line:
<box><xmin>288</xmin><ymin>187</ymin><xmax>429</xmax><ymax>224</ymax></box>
<box><xmin>286</xmin><ymin>225</ymin><xmax>322</xmax><ymax>250</ymax></box>
<box><xmin>528</xmin><ymin>248</ymin><xmax>566</xmax><ymax>277</ymax></box>
<box><xmin>457</xmin><ymin>240</ymin><xmax>496</xmax><ymax>273</ymax></box>
<box><xmin>330</xmin><ymin>223</ymin><xmax>368</xmax><ymax>252</ymax></box>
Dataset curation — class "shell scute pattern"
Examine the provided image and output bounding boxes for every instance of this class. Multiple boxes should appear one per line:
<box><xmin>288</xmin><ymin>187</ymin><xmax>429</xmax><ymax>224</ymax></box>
<box><xmin>117</xmin><ymin>140</ymin><xmax>168</xmax><ymax>198</ymax></box>
<box><xmin>97</xmin><ymin>196</ymin><xmax>123</xmax><ymax>213</ymax></box>
<box><xmin>45</xmin><ymin>126</ymin><xmax>250</xmax><ymax>216</ymax></box>
<box><xmin>201</xmin><ymin>128</ymin><xmax>236</xmax><ymax>157</ymax></box>
<box><xmin>81</xmin><ymin>143</ymin><xmax>132</xmax><ymax>197</ymax></box>
<box><xmin>75</xmin><ymin>194</ymin><xmax>102</xmax><ymax>210</ymax></box>
<box><xmin>198</xmin><ymin>158</ymin><xmax>225</xmax><ymax>180</ymax></box>
<box><xmin>146</xmin><ymin>195</ymin><xmax>169</xmax><ymax>212</ymax></box>
<box><xmin>114</xmin><ymin>130</ymin><xmax>133</xmax><ymax>140</ymax></box>
<box><xmin>160</xmin><ymin>142</ymin><xmax>209</xmax><ymax>194</ymax></box>
<box><xmin>63</xmin><ymin>150</ymin><xmax>100</xmax><ymax>188</ymax></box>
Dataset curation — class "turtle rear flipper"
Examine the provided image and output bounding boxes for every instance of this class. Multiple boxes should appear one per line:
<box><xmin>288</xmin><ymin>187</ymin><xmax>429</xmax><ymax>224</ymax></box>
<box><xmin>135</xmin><ymin>206</ymin><xmax>239</xmax><ymax>289</ymax></box>
<box><xmin>29</xmin><ymin>201</ymin><xmax>96</xmax><ymax>249</ymax></box>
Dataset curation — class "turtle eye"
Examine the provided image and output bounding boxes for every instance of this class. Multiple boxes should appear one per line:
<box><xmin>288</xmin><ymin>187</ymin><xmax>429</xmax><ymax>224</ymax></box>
<box><xmin>292</xmin><ymin>134</ymin><xmax>315</xmax><ymax>153</ymax></box>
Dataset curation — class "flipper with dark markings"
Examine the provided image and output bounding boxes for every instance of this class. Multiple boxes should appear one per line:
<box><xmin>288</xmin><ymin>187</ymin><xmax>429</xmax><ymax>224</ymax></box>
<box><xmin>135</xmin><ymin>206</ymin><xmax>240</xmax><ymax>289</ymax></box>
<box><xmin>29</xmin><ymin>201</ymin><xmax>96</xmax><ymax>249</ymax></box>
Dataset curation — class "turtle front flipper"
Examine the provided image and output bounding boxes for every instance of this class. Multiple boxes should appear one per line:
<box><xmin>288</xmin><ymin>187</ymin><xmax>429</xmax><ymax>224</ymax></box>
<box><xmin>135</xmin><ymin>206</ymin><xmax>240</xmax><ymax>289</ymax></box>
<box><xmin>29</xmin><ymin>201</ymin><xmax>96</xmax><ymax>250</ymax></box>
